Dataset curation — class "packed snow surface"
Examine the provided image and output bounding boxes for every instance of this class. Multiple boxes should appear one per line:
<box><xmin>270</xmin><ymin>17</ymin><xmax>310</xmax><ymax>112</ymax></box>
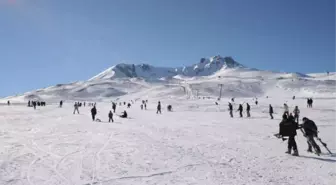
<box><xmin>0</xmin><ymin>96</ymin><xmax>335</xmax><ymax>185</ymax></box>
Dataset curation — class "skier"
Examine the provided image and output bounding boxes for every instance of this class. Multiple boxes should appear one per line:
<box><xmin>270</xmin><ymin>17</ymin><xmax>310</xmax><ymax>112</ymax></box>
<box><xmin>310</xmin><ymin>98</ymin><xmax>313</xmax><ymax>108</ymax></box>
<box><xmin>307</xmin><ymin>98</ymin><xmax>310</xmax><ymax>108</ymax></box>
<box><xmin>28</xmin><ymin>100</ymin><xmax>31</xmax><ymax>107</ymax></box>
<box><xmin>59</xmin><ymin>100</ymin><xmax>63</xmax><ymax>108</ymax></box>
<box><xmin>283</xmin><ymin>103</ymin><xmax>289</xmax><ymax>115</ymax></box>
<box><xmin>246</xmin><ymin>103</ymin><xmax>251</xmax><ymax>117</ymax></box>
<box><xmin>91</xmin><ymin>106</ymin><xmax>97</xmax><ymax>121</ymax></box>
<box><xmin>120</xmin><ymin>110</ymin><xmax>128</xmax><ymax>118</ymax></box>
<box><xmin>7</xmin><ymin>100</ymin><xmax>10</xmax><ymax>106</ymax></box>
<box><xmin>300</xmin><ymin>117</ymin><xmax>321</xmax><ymax>154</ymax></box>
<box><xmin>269</xmin><ymin>104</ymin><xmax>274</xmax><ymax>119</ymax></box>
<box><xmin>83</xmin><ymin>102</ymin><xmax>86</xmax><ymax>107</ymax></box>
<box><xmin>157</xmin><ymin>101</ymin><xmax>162</xmax><ymax>114</ymax></box>
<box><xmin>144</xmin><ymin>103</ymin><xmax>147</xmax><ymax>110</ymax></box>
<box><xmin>108</xmin><ymin>110</ymin><xmax>113</xmax><ymax>122</ymax></box>
<box><xmin>231</xmin><ymin>98</ymin><xmax>235</xmax><ymax>102</ymax></box>
<box><xmin>255</xmin><ymin>100</ymin><xmax>258</xmax><ymax>105</ymax></box>
<box><xmin>73</xmin><ymin>102</ymin><xmax>80</xmax><ymax>114</ymax></box>
<box><xmin>292</xmin><ymin>96</ymin><xmax>295</xmax><ymax>100</ymax></box>
<box><xmin>293</xmin><ymin>106</ymin><xmax>300</xmax><ymax>123</ymax></box>
<box><xmin>112</xmin><ymin>102</ymin><xmax>116</xmax><ymax>113</ymax></box>
<box><xmin>237</xmin><ymin>104</ymin><xmax>243</xmax><ymax>118</ymax></box>
<box><xmin>228</xmin><ymin>103</ymin><xmax>233</xmax><ymax>118</ymax></box>
<box><xmin>278</xmin><ymin>114</ymin><xmax>299</xmax><ymax>156</ymax></box>
<box><xmin>127</xmin><ymin>103</ymin><xmax>131</xmax><ymax>108</ymax></box>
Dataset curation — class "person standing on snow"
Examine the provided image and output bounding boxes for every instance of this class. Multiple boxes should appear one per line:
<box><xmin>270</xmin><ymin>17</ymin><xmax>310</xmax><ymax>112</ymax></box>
<box><xmin>59</xmin><ymin>100</ymin><xmax>63</xmax><ymax>108</ymax></box>
<box><xmin>300</xmin><ymin>117</ymin><xmax>321</xmax><ymax>154</ymax></box>
<box><xmin>157</xmin><ymin>101</ymin><xmax>162</xmax><ymax>114</ymax></box>
<box><xmin>108</xmin><ymin>110</ymin><xmax>113</xmax><ymax>122</ymax></box>
<box><xmin>91</xmin><ymin>106</ymin><xmax>97</xmax><ymax>121</ymax></box>
<box><xmin>73</xmin><ymin>102</ymin><xmax>80</xmax><ymax>114</ymax></box>
<box><xmin>237</xmin><ymin>104</ymin><xmax>243</xmax><ymax>118</ymax></box>
<box><xmin>283</xmin><ymin>103</ymin><xmax>289</xmax><ymax>116</ymax></box>
<box><xmin>112</xmin><ymin>102</ymin><xmax>117</xmax><ymax>113</ymax></box>
<box><xmin>269</xmin><ymin>104</ymin><xmax>274</xmax><ymax>119</ymax></box>
<box><xmin>279</xmin><ymin>114</ymin><xmax>299</xmax><ymax>156</ymax></box>
<box><xmin>246</xmin><ymin>103</ymin><xmax>251</xmax><ymax>117</ymax></box>
<box><xmin>293</xmin><ymin>106</ymin><xmax>300</xmax><ymax>123</ymax></box>
<box><xmin>228</xmin><ymin>102</ymin><xmax>233</xmax><ymax>118</ymax></box>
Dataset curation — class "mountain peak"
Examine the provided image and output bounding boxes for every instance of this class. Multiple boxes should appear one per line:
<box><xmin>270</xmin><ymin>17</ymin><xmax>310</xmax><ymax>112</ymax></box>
<box><xmin>89</xmin><ymin>56</ymin><xmax>244</xmax><ymax>81</ymax></box>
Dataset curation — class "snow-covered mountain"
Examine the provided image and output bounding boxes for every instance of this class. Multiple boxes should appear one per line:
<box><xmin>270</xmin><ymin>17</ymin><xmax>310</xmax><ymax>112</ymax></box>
<box><xmin>89</xmin><ymin>56</ymin><xmax>244</xmax><ymax>81</ymax></box>
<box><xmin>1</xmin><ymin>55</ymin><xmax>335</xmax><ymax>103</ymax></box>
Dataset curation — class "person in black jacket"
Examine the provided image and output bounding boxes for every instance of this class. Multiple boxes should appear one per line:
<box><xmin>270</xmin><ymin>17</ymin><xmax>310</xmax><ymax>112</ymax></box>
<box><xmin>112</xmin><ymin>102</ymin><xmax>116</xmax><ymax>113</ymax></box>
<box><xmin>108</xmin><ymin>110</ymin><xmax>113</xmax><ymax>122</ymax></box>
<box><xmin>91</xmin><ymin>106</ymin><xmax>97</xmax><ymax>121</ymax></box>
<box><xmin>279</xmin><ymin>113</ymin><xmax>299</xmax><ymax>156</ymax></box>
<box><xmin>246</xmin><ymin>103</ymin><xmax>251</xmax><ymax>117</ymax></box>
<box><xmin>120</xmin><ymin>110</ymin><xmax>128</xmax><ymax>118</ymax></box>
<box><xmin>300</xmin><ymin>117</ymin><xmax>321</xmax><ymax>154</ymax></box>
<box><xmin>269</xmin><ymin>104</ymin><xmax>274</xmax><ymax>119</ymax></box>
<box><xmin>228</xmin><ymin>103</ymin><xmax>233</xmax><ymax>118</ymax></box>
<box><xmin>157</xmin><ymin>101</ymin><xmax>162</xmax><ymax>114</ymax></box>
<box><xmin>237</xmin><ymin>104</ymin><xmax>243</xmax><ymax>118</ymax></box>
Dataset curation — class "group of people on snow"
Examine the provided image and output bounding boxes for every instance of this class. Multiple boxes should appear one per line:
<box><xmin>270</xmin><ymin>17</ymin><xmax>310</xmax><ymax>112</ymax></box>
<box><xmin>307</xmin><ymin>98</ymin><xmax>313</xmax><ymax>108</ymax></box>
<box><xmin>228</xmin><ymin>102</ymin><xmax>250</xmax><ymax>118</ymax></box>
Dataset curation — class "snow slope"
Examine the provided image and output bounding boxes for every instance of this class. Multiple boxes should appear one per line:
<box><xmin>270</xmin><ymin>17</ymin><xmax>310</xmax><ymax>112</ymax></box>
<box><xmin>0</xmin><ymin>96</ymin><xmax>335</xmax><ymax>185</ymax></box>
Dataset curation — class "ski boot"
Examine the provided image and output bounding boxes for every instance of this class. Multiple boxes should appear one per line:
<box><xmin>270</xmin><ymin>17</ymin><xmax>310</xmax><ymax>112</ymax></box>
<box><xmin>307</xmin><ymin>148</ymin><xmax>312</xmax><ymax>153</ymax></box>
<box><xmin>292</xmin><ymin>150</ymin><xmax>299</xmax><ymax>156</ymax></box>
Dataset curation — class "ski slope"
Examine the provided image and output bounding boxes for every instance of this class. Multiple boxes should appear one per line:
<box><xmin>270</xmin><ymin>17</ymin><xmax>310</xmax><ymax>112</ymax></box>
<box><xmin>0</xmin><ymin>96</ymin><xmax>335</xmax><ymax>185</ymax></box>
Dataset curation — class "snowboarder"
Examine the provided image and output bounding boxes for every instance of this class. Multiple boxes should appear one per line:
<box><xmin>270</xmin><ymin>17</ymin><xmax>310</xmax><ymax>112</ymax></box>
<box><xmin>228</xmin><ymin>103</ymin><xmax>233</xmax><ymax>118</ymax></box>
<box><xmin>283</xmin><ymin>103</ymin><xmax>289</xmax><ymax>116</ymax></box>
<box><xmin>246</xmin><ymin>103</ymin><xmax>251</xmax><ymax>117</ymax></box>
<box><xmin>73</xmin><ymin>102</ymin><xmax>80</xmax><ymax>114</ymax></box>
<box><xmin>91</xmin><ymin>106</ymin><xmax>97</xmax><ymax>121</ymax></box>
<box><xmin>59</xmin><ymin>100</ymin><xmax>63</xmax><ymax>108</ymax></box>
<box><xmin>237</xmin><ymin>104</ymin><xmax>243</xmax><ymax>118</ymax></box>
<box><xmin>157</xmin><ymin>101</ymin><xmax>162</xmax><ymax>114</ymax></box>
<box><xmin>120</xmin><ymin>110</ymin><xmax>128</xmax><ymax>118</ymax></box>
<box><xmin>278</xmin><ymin>113</ymin><xmax>299</xmax><ymax>156</ymax></box>
<box><xmin>269</xmin><ymin>104</ymin><xmax>274</xmax><ymax>119</ymax></box>
<box><xmin>293</xmin><ymin>106</ymin><xmax>300</xmax><ymax>123</ymax></box>
<box><xmin>108</xmin><ymin>110</ymin><xmax>113</xmax><ymax>122</ymax></box>
<box><xmin>300</xmin><ymin>117</ymin><xmax>321</xmax><ymax>154</ymax></box>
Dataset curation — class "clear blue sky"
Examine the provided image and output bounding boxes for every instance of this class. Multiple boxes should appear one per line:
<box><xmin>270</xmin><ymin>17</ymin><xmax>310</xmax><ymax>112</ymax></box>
<box><xmin>0</xmin><ymin>0</ymin><xmax>335</xmax><ymax>97</ymax></box>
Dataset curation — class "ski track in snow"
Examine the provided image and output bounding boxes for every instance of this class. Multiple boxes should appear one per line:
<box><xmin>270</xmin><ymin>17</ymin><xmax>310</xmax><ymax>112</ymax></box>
<box><xmin>0</xmin><ymin>97</ymin><xmax>335</xmax><ymax>185</ymax></box>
